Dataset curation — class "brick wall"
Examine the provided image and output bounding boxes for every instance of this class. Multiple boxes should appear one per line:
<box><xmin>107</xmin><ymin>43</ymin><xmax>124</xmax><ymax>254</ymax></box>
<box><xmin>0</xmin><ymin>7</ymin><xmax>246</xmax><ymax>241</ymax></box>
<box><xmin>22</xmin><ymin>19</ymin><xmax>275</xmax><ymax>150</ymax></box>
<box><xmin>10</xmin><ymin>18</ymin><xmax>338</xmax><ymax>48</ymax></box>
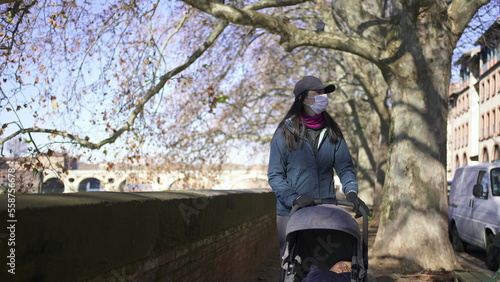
<box><xmin>92</xmin><ymin>213</ymin><xmax>277</xmax><ymax>282</ymax></box>
<box><xmin>0</xmin><ymin>189</ymin><xmax>278</xmax><ymax>282</ymax></box>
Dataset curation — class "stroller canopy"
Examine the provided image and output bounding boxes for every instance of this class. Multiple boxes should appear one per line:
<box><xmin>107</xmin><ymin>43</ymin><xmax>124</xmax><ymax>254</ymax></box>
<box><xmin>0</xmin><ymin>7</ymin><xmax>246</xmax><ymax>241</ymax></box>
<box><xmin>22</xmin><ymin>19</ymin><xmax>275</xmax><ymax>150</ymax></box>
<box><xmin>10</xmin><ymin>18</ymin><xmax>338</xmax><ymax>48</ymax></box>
<box><xmin>286</xmin><ymin>204</ymin><xmax>361</xmax><ymax>241</ymax></box>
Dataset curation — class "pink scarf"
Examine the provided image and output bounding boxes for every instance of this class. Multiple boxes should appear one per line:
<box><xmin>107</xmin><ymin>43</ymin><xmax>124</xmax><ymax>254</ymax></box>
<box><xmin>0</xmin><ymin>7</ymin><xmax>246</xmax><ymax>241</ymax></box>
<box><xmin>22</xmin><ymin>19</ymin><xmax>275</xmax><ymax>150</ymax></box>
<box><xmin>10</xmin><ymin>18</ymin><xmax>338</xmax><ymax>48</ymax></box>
<box><xmin>300</xmin><ymin>113</ymin><xmax>324</xmax><ymax>129</ymax></box>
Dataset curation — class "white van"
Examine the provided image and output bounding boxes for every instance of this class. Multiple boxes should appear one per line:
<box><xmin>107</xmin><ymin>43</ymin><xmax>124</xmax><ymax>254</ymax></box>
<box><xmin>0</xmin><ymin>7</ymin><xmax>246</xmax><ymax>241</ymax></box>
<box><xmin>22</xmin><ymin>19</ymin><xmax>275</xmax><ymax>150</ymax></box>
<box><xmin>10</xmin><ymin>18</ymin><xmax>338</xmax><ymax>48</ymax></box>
<box><xmin>448</xmin><ymin>163</ymin><xmax>500</xmax><ymax>271</ymax></box>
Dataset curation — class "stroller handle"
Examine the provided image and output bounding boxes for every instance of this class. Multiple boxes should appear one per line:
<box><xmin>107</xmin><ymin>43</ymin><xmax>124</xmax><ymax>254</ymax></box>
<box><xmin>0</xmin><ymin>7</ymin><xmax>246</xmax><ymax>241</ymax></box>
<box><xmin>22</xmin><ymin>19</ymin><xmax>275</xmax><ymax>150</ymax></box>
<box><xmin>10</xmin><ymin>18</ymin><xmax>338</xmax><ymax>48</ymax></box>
<box><xmin>290</xmin><ymin>198</ymin><xmax>369</xmax><ymax>250</ymax></box>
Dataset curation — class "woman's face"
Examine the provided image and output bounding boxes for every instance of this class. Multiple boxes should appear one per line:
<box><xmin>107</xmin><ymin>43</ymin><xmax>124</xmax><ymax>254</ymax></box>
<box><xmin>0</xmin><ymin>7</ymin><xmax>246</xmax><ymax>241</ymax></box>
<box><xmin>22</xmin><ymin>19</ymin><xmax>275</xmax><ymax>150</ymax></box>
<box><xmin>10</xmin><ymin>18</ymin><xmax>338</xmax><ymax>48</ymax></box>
<box><xmin>304</xmin><ymin>89</ymin><xmax>326</xmax><ymax>105</ymax></box>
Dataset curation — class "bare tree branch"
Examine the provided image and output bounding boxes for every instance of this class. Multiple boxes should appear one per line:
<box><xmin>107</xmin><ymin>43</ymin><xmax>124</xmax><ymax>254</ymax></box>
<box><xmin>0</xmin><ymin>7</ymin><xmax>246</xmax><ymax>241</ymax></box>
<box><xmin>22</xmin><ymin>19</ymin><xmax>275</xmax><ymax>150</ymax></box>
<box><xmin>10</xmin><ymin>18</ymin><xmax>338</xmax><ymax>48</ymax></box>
<box><xmin>448</xmin><ymin>0</ymin><xmax>492</xmax><ymax>40</ymax></box>
<box><xmin>181</xmin><ymin>0</ymin><xmax>384</xmax><ymax>62</ymax></box>
<box><xmin>0</xmin><ymin>20</ymin><xmax>229</xmax><ymax>150</ymax></box>
<box><xmin>0</xmin><ymin>0</ymin><xmax>21</xmax><ymax>6</ymax></box>
<box><xmin>244</xmin><ymin>0</ymin><xmax>309</xmax><ymax>10</ymax></box>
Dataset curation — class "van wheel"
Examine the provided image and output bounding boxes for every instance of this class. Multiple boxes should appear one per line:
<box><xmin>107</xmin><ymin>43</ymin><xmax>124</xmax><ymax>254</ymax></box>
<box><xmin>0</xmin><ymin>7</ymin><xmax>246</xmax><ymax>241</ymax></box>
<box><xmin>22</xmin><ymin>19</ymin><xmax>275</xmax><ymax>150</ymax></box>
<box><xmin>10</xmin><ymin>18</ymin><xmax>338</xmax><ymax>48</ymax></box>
<box><xmin>485</xmin><ymin>234</ymin><xmax>499</xmax><ymax>271</ymax></box>
<box><xmin>451</xmin><ymin>224</ymin><xmax>465</xmax><ymax>252</ymax></box>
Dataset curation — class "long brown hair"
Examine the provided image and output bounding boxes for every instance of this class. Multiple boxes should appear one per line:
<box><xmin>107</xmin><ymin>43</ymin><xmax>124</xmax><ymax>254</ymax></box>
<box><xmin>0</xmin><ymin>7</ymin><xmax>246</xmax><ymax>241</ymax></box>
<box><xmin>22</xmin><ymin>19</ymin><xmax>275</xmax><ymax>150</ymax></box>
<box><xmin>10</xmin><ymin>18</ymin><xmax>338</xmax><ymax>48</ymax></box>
<box><xmin>276</xmin><ymin>92</ymin><xmax>344</xmax><ymax>151</ymax></box>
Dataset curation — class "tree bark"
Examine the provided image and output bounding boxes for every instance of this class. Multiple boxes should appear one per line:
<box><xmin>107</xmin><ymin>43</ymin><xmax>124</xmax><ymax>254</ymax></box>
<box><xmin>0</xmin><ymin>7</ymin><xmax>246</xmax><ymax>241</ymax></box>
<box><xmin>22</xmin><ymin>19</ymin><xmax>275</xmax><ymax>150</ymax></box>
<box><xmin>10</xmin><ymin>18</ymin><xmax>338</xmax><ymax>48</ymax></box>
<box><xmin>371</xmin><ymin>6</ymin><xmax>460</xmax><ymax>270</ymax></box>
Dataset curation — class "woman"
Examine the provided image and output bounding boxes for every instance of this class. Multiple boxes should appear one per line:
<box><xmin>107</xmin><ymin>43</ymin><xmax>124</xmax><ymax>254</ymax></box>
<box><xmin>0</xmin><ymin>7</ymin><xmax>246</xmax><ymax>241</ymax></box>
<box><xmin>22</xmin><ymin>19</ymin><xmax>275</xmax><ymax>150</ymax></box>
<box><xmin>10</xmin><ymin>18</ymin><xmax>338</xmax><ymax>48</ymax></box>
<box><xmin>267</xmin><ymin>75</ymin><xmax>368</xmax><ymax>258</ymax></box>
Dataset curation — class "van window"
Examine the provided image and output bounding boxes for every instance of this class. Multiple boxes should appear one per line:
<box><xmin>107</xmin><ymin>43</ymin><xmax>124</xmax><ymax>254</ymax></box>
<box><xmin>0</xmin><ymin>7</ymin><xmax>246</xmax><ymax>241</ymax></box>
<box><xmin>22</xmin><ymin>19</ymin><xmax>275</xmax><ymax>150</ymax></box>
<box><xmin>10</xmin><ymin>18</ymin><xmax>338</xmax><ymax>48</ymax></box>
<box><xmin>476</xmin><ymin>170</ymin><xmax>489</xmax><ymax>199</ymax></box>
<box><xmin>452</xmin><ymin>168</ymin><xmax>464</xmax><ymax>183</ymax></box>
<box><xmin>451</xmin><ymin>168</ymin><xmax>465</xmax><ymax>196</ymax></box>
<box><xmin>491</xmin><ymin>168</ymin><xmax>500</xmax><ymax>196</ymax></box>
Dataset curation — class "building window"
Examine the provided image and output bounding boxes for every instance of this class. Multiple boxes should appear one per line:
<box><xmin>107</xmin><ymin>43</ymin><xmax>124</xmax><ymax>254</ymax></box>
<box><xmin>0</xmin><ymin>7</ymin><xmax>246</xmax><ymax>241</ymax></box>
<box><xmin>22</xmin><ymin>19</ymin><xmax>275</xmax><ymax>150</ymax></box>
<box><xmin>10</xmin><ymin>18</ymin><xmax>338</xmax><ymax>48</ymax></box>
<box><xmin>481</xmin><ymin>114</ymin><xmax>485</xmax><ymax>140</ymax></box>
<box><xmin>461</xmin><ymin>66</ymin><xmax>470</xmax><ymax>83</ymax></box>
<box><xmin>454</xmin><ymin>128</ymin><xmax>458</xmax><ymax>149</ymax></box>
<box><xmin>487</xmin><ymin>112</ymin><xmax>491</xmax><ymax>138</ymax></box>
<box><xmin>493</xmin><ymin>109</ymin><xmax>497</xmax><ymax>135</ymax></box>
<box><xmin>481</xmin><ymin>82</ymin><xmax>485</xmax><ymax>102</ymax></box>
<box><xmin>481</xmin><ymin>47</ymin><xmax>488</xmax><ymax>74</ymax></box>
<box><xmin>483</xmin><ymin>147</ymin><xmax>490</xmax><ymax>163</ymax></box>
<box><xmin>486</xmin><ymin>79</ymin><xmax>490</xmax><ymax>100</ymax></box>
<box><xmin>462</xmin><ymin>124</ymin><xmax>466</xmax><ymax>147</ymax></box>
<box><xmin>466</xmin><ymin>122</ymin><xmax>469</xmax><ymax>146</ymax></box>
<box><xmin>458</xmin><ymin>126</ymin><xmax>461</xmax><ymax>148</ymax></box>
<box><xmin>498</xmin><ymin>70</ymin><xmax>500</xmax><ymax>94</ymax></box>
<box><xmin>498</xmin><ymin>106</ymin><xmax>500</xmax><ymax>135</ymax></box>
<box><xmin>461</xmin><ymin>125</ymin><xmax>465</xmax><ymax>148</ymax></box>
<box><xmin>463</xmin><ymin>153</ymin><xmax>468</xmax><ymax>167</ymax></box>
<box><xmin>450</xmin><ymin>97</ymin><xmax>457</xmax><ymax>110</ymax></box>
<box><xmin>459</xmin><ymin>125</ymin><xmax>462</xmax><ymax>147</ymax></box>
<box><xmin>455</xmin><ymin>155</ymin><xmax>460</xmax><ymax>168</ymax></box>
<box><xmin>487</xmin><ymin>78</ymin><xmax>491</xmax><ymax>100</ymax></box>
<box><xmin>493</xmin><ymin>74</ymin><xmax>497</xmax><ymax>97</ymax></box>
<box><xmin>494</xmin><ymin>145</ymin><xmax>500</xmax><ymax>163</ymax></box>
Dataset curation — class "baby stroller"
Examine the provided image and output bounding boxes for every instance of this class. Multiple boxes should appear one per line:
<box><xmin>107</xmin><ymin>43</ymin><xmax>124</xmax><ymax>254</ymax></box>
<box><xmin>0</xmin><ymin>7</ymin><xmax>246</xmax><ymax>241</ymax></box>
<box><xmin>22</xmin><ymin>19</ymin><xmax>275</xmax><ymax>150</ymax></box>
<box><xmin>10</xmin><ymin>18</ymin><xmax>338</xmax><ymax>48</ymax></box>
<box><xmin>281</xmin><ymin>199</ymin><xmax>369</xmax><ymax>282</ymax></box>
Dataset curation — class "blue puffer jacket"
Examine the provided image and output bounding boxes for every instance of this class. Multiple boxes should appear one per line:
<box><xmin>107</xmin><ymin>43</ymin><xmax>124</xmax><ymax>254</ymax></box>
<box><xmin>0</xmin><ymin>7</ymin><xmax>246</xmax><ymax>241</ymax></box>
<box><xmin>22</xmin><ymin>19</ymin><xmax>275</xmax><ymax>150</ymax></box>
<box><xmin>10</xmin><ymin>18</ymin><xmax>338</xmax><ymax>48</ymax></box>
<box><xmin>268</xmin><ymin>120</ymin><xmax>358</xmax><ymax>216</ymax></box>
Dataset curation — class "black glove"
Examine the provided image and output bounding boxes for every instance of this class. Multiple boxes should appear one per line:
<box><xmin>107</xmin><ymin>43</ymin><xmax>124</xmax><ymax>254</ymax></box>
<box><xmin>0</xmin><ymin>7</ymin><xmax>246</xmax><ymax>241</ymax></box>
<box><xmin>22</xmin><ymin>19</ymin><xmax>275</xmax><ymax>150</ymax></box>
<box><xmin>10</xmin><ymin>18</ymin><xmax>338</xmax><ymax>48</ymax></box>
<box><xmin>346</xmin><ymin>192</ymin><xmax>369</xmax><ymax>218</ymax></box>
<box><xmin>293</xmin><ymin>195</ymin><xmax>314</xmax><ymax>208</ymax></box>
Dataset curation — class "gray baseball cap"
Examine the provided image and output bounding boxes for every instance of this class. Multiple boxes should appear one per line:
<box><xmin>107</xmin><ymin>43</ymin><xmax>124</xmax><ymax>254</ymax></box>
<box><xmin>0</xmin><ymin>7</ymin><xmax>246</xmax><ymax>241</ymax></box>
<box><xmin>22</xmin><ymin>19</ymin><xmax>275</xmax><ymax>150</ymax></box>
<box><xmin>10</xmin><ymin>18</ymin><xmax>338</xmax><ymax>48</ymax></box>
<box><xmin>293</xmin><ymin>75</ymin><xmax>336</xmax><ymax>97</ymax></box>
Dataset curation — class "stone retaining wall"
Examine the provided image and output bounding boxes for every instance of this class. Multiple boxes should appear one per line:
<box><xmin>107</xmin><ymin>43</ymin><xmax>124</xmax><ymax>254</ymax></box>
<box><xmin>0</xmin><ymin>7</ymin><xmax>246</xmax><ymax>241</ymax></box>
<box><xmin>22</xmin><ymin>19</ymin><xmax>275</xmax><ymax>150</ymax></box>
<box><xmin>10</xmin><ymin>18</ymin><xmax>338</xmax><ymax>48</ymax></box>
<box><xmin>0</xmin><ymin>189</ymin><xmax>278</xmax><ymax>282</ymax></box>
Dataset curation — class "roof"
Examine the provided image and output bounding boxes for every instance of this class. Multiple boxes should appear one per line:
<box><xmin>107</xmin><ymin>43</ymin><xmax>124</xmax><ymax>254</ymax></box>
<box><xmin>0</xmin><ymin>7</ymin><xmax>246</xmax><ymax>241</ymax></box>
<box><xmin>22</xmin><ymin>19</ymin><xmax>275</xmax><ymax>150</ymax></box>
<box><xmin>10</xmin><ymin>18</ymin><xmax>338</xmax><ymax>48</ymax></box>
<box><xmin>454</xmin><ymin>47</ymin><xmax>481</xmax><ymax>66</ymax></box>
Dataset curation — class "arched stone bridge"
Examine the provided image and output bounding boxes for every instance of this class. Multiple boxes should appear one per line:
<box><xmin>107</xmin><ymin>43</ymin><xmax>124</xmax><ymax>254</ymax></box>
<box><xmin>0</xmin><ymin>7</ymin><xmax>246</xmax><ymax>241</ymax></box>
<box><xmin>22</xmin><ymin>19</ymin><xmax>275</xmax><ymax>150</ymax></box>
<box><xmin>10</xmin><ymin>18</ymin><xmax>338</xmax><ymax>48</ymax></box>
<box><xmin>41</xmin><ymin>167</ymin><xmax>270</xmax><ymax>193</ymax></box>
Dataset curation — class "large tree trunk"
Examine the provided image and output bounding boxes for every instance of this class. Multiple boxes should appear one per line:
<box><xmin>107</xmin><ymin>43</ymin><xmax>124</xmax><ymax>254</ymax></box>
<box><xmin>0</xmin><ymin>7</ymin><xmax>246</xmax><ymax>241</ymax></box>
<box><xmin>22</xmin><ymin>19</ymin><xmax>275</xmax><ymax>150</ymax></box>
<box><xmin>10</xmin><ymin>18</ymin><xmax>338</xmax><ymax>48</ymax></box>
<box><xmin>371</xmin><ymin>8</ymin><xmax>460</xmax><ymax>270</ymax></box>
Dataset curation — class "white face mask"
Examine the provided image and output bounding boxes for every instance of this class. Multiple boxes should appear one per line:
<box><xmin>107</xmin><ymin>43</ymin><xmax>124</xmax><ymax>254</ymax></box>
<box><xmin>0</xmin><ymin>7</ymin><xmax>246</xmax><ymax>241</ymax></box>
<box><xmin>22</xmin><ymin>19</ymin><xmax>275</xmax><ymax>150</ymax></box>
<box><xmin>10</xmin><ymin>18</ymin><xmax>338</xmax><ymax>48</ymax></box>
<box><xmin>308</xmin><ymin>94</ymin><xmax>329</xmax><ymax>114</ymax></box>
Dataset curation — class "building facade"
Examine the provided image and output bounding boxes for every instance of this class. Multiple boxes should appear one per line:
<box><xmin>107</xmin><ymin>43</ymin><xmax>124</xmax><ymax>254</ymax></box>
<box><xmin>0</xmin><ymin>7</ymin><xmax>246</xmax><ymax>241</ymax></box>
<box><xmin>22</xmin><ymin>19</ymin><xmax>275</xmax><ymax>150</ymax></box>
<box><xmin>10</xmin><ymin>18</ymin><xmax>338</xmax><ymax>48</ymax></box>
<box><xmin>448</xmin><ymin>18</ymin><xmax>500</xmax><ymax>180</ymax></box>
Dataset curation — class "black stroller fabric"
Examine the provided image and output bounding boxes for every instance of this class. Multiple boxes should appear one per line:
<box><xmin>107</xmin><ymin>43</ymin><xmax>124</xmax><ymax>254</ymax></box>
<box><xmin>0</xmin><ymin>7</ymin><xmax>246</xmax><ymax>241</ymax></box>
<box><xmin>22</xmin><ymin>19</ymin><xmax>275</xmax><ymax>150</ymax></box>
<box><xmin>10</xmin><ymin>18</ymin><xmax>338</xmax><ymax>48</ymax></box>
<box><xmin>282</xmin><ymin>204</ymin><xmax>368</xmax><ymax>282</ymax></box>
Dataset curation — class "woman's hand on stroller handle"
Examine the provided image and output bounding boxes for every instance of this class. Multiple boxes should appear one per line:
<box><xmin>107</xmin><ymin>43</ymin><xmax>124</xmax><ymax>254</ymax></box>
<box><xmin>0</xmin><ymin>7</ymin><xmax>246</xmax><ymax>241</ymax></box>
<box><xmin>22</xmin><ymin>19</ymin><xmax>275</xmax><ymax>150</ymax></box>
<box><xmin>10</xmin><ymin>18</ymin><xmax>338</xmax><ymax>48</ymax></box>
<box><xmin>346</xmin><ymin>191</ymin><xmax>370</xmax><ymax>218</ymax></box>
<box><xmin>293</xmin><ymin>194</ymin><xmax>315</xmax><ymax>208</ymax></box>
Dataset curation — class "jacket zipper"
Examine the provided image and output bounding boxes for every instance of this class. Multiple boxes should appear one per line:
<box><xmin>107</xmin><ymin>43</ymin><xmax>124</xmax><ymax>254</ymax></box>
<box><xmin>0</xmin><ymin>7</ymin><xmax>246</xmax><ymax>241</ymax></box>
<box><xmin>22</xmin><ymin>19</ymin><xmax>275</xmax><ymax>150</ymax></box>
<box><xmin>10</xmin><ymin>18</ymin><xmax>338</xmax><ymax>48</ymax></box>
<box><xmin>316</xmin><ymin>128</ymin><xmax>327</xmax><ymax>198</ymax></box>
